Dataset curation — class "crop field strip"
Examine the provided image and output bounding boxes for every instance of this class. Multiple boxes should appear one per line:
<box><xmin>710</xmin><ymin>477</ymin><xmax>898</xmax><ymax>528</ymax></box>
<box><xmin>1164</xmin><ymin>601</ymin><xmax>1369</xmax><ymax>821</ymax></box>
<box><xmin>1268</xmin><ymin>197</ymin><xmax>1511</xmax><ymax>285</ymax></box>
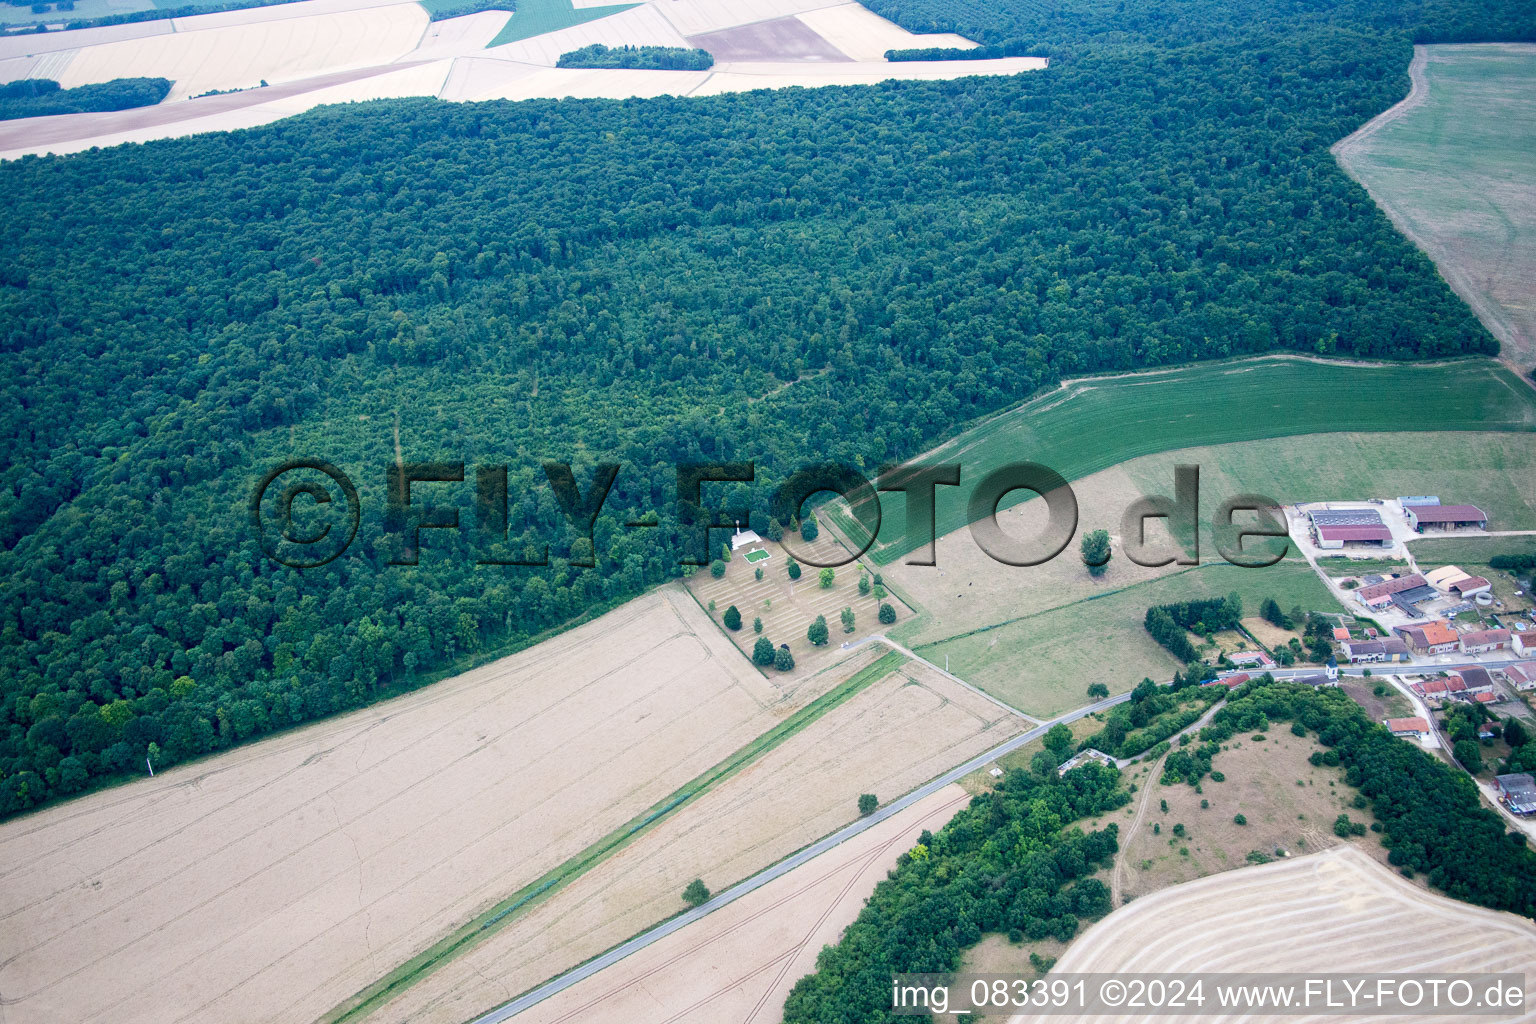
<box><xmin>1047</xmin><ymin>845</ymin><xmax>1536</xmax><ymax>1023</ymax></box>
<box><xmin>321</xmin><ymin>647</ymin><xmax>908</xmax><ymax>1024</ymax></box>
<box><xmin>374</xmin><ymin>658</ymin><xmax>1018</xmax><ymax>1024</ymax></box>
<box><xmin>509</xmin><ymin>785</ymin><xmax>974</xmax><ymax>1024</ymax></box>
<box><xmin>827</xmin><ymin>357</ymin><xmax>1536</xmax><ymax>566</ymax></box>
<box><xmin>0</xmin><ymin>590</ymin><xmax>801</xmax><ymax>1024</ymax></box>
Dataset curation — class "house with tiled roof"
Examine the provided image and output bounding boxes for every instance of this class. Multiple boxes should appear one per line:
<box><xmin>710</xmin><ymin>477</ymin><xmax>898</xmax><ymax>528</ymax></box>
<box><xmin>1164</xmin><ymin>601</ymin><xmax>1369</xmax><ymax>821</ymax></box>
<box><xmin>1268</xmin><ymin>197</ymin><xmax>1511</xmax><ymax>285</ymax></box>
<box><xmin>1396</xmin><ymin>620</ymin><xmax>1459</xmax><ymax>655</ymax></box>
<box><xmin>1501</xmin><ymin>662</ymin><xmax>1536</xmax><ymax>691</ymax></box>
<box><xmin>1357</xmin><ymin>573</ymin><xmax>1428</xmax><ymax>609</ymax></box>
<box><xmin>1385</xmin><ymin>716</ymin><xmax>1430</xmax><ymax>738</ymax></box>
<box><xmin>1340</xmin><ymin>637</ymin><xmax>1409</xmax><ymax>664</ymax></box>
<box><xmin>1459</xmin><ymin>628</ymin><xmax>1511</xmax><ymax>654</ymax></box>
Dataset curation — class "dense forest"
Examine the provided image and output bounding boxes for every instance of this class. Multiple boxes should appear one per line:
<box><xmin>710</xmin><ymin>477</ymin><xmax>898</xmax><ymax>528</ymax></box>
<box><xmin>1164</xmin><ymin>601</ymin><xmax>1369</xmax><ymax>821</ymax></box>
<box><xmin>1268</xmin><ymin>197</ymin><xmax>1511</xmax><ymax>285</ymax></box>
<box><xmin>556</xmin><ymin>43</ymin><xmax>714</xmax><ymax>70</ymax></box>
<box><xmin>0</xmin><ymin>78</ymin><xmax>170</xmax><ymax>120</ymax></box>
<box><xmin>786</xmin><ymin>681</ymin><xmax>1536</xmax><ymax>1020</ymax></box>
<box><xmin>2</xmin><ymin>0</ymin><xmax>1532</xmax><ymax>817</ymax></box>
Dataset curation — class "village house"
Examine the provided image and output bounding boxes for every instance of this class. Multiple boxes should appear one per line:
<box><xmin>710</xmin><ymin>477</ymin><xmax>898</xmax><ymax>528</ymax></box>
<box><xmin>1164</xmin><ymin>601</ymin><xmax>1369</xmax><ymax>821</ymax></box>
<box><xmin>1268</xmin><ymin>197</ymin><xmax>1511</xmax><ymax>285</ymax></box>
<box><xmin>1459</xmin><ymin>667</ymin><xmax>1495</xmax><ymax>693</ymax></box>
<box><xmin>1459</xmin><ymin>627</ymin><xmax>1511</xmax><ymax>654</ymax></box>
<box><xmin>1411</xmin><ymin>675</ymin><xmax>1468</xmax><ymax>704</ymax></box>
<box><xmin>1339</xmin><ymin>637</ymin><xmax>1410</xmax><ymax>664</ymax></box>
<box><xmin>1396</xmin><ymin>620</ymin><xmax>1460</xmax><ymax>655</ymax></box>
<box><xmin>1385</xmin><ymin>716</ymin><xmax>1430</xmax><ymax>739</ymax></box>
<box><xmin>1501</xmin><ymin>662</ymin><xmax>1536</xmax><ymax>691</ymax></box>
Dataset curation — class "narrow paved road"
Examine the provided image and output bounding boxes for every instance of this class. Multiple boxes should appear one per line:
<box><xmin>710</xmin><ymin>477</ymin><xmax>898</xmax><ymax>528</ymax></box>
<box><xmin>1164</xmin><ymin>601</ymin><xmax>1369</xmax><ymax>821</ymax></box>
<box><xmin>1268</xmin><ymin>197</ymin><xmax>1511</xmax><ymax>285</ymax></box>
<box><xmin>466</xmin><ymin>688</ymin><xmax>1127</xmax><ymax>1023</ymax></box>
<box><xmin>469</xmin><ymin>650</ymin><xmax>1532</xmax><ymax>1023</ymax></box>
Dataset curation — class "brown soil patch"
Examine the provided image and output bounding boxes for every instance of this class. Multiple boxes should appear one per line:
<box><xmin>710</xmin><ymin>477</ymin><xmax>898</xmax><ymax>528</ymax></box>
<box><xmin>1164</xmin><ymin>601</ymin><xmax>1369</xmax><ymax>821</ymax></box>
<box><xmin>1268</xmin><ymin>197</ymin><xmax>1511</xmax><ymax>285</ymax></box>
<box><xmin>686</xmin><ymin>16</ymin><xmax>848</xmax><ymax>62</ymax></box>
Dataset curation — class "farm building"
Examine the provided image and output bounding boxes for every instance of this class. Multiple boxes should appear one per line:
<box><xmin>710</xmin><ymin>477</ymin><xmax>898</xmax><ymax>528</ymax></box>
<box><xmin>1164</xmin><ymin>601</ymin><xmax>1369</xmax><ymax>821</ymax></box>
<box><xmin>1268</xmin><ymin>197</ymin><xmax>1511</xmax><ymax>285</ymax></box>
<box><xmin>1339</xmin><ymin>637</ymin><xmax>1410</xmax><ymax>663</ymax></box>
<box><xmin>1308</xmin><ymin>508</ymin><xmax>1392</xmax><ymax>549</ymax></box>
<box><xmin>1203</xmin><ymin>672</ymin><xmax>1251</xmax><ymax>688</ymax></box>
<box><xmin>1356</xmin><ymin>573</ymin><xmax>1429</xmax><ymax>609</ymax></box>
<box><xmin>1385</xmin><ymin>716</ymin><xmax>1430</xmax><ymax>738</ymax></box>
<box><xmin>1474</xmin><ymin>692</ymin><xmax>1499</xmax><ymax>706</ymax></box>
<box><xmin>1227</xmin><ymin>650</ymin><xmax>1274</xmax><ymax>669</ymax></box>
<box><xmin>1424</xmin><ymin>565</ymin><xmax>1465</xmax><ymax>589</ymax></box>
<box><xmin>1398</xmin><ymin>496</ymin><xmax>1441</xmax><ymax>508</ymax></box>
<box><xmin>1404</xmin><ymin>503</ymin><xmax>1487</xmax><ymax>533</ymax></box>
<box><xmin>1459</xmin><ymin>667</ymin><xmax>1495</xmax><ymax>693</ymax></box>
<box><xmin>1058</xmin><ymin>749</ymin><xmax>1115</xmax><ymax>775</ymax></box>
<box><xmin>1448</xmin><ymin>576</ymin><xmax>1492</xmax><ymax>598</ymax></box>
<box><xmin>1459</xmin><ymin>628</ymin><xmax>1511</xmax><ymax>654</ymax></box>
<box><xmin>1395</xmin><ymin>620</ymin><xmax>1459</xmax><ymax>655</ymax></box>
<box><xmin>1495</xmin><ymin>774</ymin><xmax>1536</xmax><ymax>815</ymax></box>
<box><xmin>1501</xmin><ymin>662</ymin><xmax>1536</xmax><ymax>690</ymax></box>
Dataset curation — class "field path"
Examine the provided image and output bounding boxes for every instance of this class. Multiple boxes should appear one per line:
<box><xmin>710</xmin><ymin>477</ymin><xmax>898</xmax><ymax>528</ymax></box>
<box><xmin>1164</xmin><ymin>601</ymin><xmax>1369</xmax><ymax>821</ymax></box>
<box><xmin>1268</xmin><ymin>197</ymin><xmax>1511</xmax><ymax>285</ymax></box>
<box><xmin>1110</xmin><ymin>751</ymin><xmax>1168</xmax><ymax>908</ymax></box>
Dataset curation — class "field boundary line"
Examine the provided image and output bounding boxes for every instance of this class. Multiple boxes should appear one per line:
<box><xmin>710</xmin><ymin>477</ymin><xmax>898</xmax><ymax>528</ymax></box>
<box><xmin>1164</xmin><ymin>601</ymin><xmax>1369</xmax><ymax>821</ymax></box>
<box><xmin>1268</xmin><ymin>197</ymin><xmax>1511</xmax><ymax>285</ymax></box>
<box><xmin>460</xmin><ymin>687</ymin><xmax>1133</xmax><ymax>1024</ymax></box>
<box><xmin>318</xmin><ymin>649</ymin><xmax>905</xmax><ymax>1024</ymax></box>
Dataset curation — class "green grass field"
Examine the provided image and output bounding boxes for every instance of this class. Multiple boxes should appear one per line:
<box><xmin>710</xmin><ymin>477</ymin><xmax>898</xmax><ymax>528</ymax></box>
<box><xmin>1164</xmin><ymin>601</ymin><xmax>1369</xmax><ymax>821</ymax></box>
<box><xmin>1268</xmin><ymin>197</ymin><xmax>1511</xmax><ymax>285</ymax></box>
<box><xmin>1408</xmin><ymin>534</ymin><xmax>1536</xmax><ymax>565</ymax></box>
<box><xmin>484</xmin><ymin>0</ymin><xmax>636</xmax><ymax>46</ymax></box>
<box><xmin>832</xmin><ymin>357</ymin><xmax>1536</xmax><ymax>565</ymax></box>
<box><xmin>1336</xmin><ymin>44</ymin><xmax>1536</xmax><ymax>367</ymax></box>
<box><xmin>899</xmin><ymin>561</ymin><xmax>1334</xmax><ymax>718</ymax></box>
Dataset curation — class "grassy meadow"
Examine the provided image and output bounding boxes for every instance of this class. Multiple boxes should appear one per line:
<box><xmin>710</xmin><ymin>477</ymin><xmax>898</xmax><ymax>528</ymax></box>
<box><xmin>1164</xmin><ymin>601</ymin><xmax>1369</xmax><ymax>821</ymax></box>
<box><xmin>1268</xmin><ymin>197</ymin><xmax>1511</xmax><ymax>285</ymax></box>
<box><xmin>832</xmin><ymin>357</ymin><xmax>1536</xmax><ymax>565</ymax></box>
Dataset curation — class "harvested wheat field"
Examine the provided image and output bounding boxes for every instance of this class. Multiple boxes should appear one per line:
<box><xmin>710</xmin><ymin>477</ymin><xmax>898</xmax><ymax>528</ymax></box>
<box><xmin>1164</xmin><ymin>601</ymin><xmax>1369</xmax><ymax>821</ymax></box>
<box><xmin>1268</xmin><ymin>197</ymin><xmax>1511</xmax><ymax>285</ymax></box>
<box><xmin>57</xmin><ymin>2</ymin><xmax>428</xmax><ymax>100</ymax></box>
<box><xmin>513</xmin><ymin>784</ymin><xmax>972</xmax><ymax>1024</ymax></box>
<box><xmin>1033</xmin><ymin>844</ymin><xmax>1536</xmax><ymax>1024</ymax></box>
<box><xmin>0</xmin><ymin>586</ymin><xmax>810</xmax><ymax>1024</ymax></box>
<box><xmin>365</xmin><ymin>656</ymin><xmax>1018</xmax><ymax>1023</ymax></box>
<box><xmin>794</xmin><ymin>3</ymin><xmax>977</xmax><ymax>62</ymax></box>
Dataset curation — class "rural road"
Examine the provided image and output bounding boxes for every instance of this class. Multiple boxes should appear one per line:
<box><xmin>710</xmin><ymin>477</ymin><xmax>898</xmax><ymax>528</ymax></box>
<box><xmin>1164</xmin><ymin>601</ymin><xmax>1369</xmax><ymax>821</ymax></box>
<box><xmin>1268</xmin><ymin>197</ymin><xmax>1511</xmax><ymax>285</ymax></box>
<box><xmin>469</xmin><ymin>651</ymin><xmax>1530</xmax><ymax>1023</ymax></box>
<box><xmin>465</xmin><ymin>683</ymin><xmax>1128</xmax><ymax>1023</ymax></box>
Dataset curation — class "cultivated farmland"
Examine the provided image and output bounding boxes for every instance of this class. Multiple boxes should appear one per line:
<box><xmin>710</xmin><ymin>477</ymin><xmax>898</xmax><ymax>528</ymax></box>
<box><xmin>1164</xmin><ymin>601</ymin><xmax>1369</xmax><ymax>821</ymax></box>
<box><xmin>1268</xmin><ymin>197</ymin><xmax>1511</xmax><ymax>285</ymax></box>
<box><xmin>0</xmin><ymin>587</ymin><xmax>814</xmax><ymax>1024</ymax></box>
<box><xmin>1336</xmin><ymin>44</ymin><xmax>1536</xmax><ymax>368</ymax></box>
<box><xmin>901</xmin><ymin>561</ymin><xmax>1334</xmax><ymax>717</ymax></box>
<box><xmin>507</xmin><ymin>785</ymin><xmax>973</xmax><ymax>1024</ymax></box>
<box><xmin>0</xmin><ymin>0</ymin><xmax>1045</xmax><ymax>158</ymax></box>
<box><xmin>835</xmin><ymin>356</ymin><xmax>1536</xmax><ymax>566</ymax></box>
<box><xmin>1037</xmin><ymin>845</ymin><xmax>1536</xmax><ymax>1022</ymax></box>
<box><xmin>363</xmin><ymin>658</ymin><xmax>1017</xmax><ymax>1024</ymax></box>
